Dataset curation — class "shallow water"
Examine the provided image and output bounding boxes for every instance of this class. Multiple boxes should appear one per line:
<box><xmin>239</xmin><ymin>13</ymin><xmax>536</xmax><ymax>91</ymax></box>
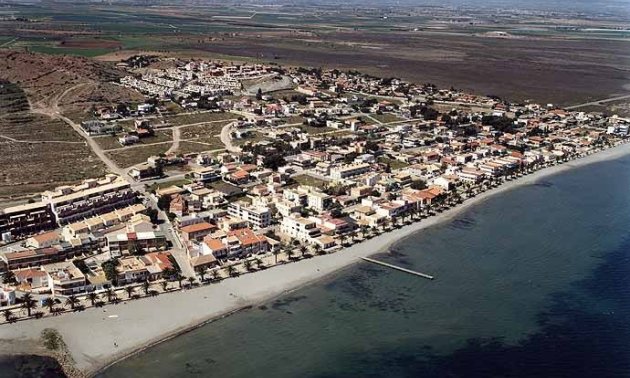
<box><xmin>100</xmin><ymin>155</ymin><xmax>630</xmax><ymax>377</ymax></box>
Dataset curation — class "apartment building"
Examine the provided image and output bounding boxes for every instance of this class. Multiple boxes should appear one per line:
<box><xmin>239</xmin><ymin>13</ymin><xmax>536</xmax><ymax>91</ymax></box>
<box><xmin>201</xmin><ymin>228</ymin><xmax>269</xmax><ymax>259</ymax></box>
<box><xmin>42</xmin><ymin>175</ymin><xmax>137</xmax><ymax>225</ymax></box>
<box><xmin>227</xmin><ymin>202</ymin><xmax>271</xmax><ymax>229</ymax></box>
<box><xmin>116</xmin><ymin>251</ymin><xmax>174</xmax><ymax>285</ymax></box>
<box><xmin>43</xmin><ymin>262</ymin><xmax>87</xmax><ymax>296</ymax></box>
<box><xmin>280</xmin><ymin>215</ymin><xmax>322</xmax><ymax>242</ymax></box>
<box><xmin>0</xmin><ymin>201</ymin><xmax>56</xmax><ymax>242</ymax></box>
<box><xmin>330</xmin><ymin>163</ymin><xmax>371</xmax><ymax>180</ymax></box>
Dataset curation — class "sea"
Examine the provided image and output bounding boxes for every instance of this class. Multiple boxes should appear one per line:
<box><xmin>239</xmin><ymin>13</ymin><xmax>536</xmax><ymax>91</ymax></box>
<box><xmin>43</xmin><ymin>153</ymin><xmax>630</xmax><ymax>377</ymax></box>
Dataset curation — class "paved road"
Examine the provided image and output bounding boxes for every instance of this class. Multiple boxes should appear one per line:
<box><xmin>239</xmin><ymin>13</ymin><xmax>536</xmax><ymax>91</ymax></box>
<box><xmin>565</xmin><ymin>94</ymin><xmax>630</xmax><ymax>110</ymax></box>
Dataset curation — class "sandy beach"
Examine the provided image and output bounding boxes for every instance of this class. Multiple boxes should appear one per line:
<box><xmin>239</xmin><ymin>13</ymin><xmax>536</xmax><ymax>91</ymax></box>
<box><xmin>2</xmin><ymin>142</ymin><xmax>630</xmax><ymax>377</ymax></box>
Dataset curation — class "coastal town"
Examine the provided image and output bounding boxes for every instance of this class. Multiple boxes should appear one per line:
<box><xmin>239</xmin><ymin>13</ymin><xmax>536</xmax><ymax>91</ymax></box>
<box><xmin>1</xmin><ymin>56</ymin><xmax>629</xmax><ymax>325</ymax></box>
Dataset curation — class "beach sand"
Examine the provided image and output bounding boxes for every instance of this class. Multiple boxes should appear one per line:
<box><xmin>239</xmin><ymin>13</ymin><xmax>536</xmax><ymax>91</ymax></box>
<box><xmin>2</xmin><ymin>142</ymin><xmax>630</xmax><ymax>376</ymax></box>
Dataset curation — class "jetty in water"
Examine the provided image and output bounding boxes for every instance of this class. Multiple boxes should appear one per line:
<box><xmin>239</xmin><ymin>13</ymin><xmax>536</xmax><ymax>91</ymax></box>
<box><xmin>361</xmin><ymin>257</ymin><xmax>435</xmax><ymax>280</ymax></box>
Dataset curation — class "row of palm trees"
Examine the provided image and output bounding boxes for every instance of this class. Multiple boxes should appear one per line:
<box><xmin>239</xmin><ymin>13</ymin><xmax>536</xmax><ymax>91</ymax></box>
<box><xmin>1</xmin><ymin>273</ymin><xmax>205</xmax><ymax>324</ymax></box>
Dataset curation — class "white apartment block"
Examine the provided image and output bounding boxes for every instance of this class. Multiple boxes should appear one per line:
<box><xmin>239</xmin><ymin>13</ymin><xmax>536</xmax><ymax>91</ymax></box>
<box><xmin>280</xmin><ymin>214</ymin><xmax>322</xmax><ymax>243</ymax></box>
<box><xmin>227</xmin><ymin>202</ymin><xmax>271</xmax><ymax>229</ymax></box>
<box><xmin>41</xmin><ymin>175</ymin><xmax>137</xmax><ymax>225</ymax></box>
<box><xmin>330</xmin><ymin>163</ymin><xmax>371</xmax><ymax>180</ymax></box>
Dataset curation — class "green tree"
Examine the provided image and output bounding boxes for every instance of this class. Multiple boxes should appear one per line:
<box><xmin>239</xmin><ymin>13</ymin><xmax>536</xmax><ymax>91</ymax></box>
<box><xmin>20</xmin><ymin>293</ymin><xmax>36</xmax><ymax>317</ymax></box>
<box><xmin>87</xmin><ymin>291</ymin><xmax>99</xmax><ymax>307</ymax></box>
<box><xmin>64</xmin><ymin>295</ymin><xmax>79</xmax><ymax>310</ymax></box>
<box><xmin>42</xmin><ymin>298</ymin><xmax>56</xmax><ymax>313</ymax></box>
<box><xmin>125</xmin><ymin>286</ymin><xmax>135</xmax><ymax>299</ymax></box>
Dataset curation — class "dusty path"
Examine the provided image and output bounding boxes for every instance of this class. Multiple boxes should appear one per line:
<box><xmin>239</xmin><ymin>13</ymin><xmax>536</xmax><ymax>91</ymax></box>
<box><xmin>565</xmin><ymin>94</ymin><xmax>630</xmax><ymax>110</ymax></box>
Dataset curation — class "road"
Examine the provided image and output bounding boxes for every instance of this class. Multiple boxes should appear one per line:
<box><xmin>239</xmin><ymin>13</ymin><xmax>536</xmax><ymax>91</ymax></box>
<box><xmin>32</xmin><ymin>84</ymin><xmax>195</xmax><ymax>279</ymax></box>
<box><xmin>565</xmin><ymin>94</ymin><xmax>630</xmax><ymax>110</ymax></box>
<box><xmin>220</xmin><ymin>121</ymin><xmax>242</xmax><ymax>153</ymax></box>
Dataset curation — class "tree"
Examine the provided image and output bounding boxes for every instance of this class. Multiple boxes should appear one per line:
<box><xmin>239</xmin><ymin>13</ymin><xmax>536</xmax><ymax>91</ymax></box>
<box><xmin>65</xmin><ymin>295</ymin><xmax>79</xmax><ymax>310</ymax></box>
<box><xmin>226</xmin><ymin>265</ymin><xmax>237</xmax><ymax>277</ymax></box>
<box><xmin>255</xmin><ymin>258</ymin><xmax>264</xmax><ymax>270</ymax></box>
<box><xmin>272</xmin><ymin>249</ymin><xmax>281</xmax><ymax>264</ymax></box>
<box><xmin>104</xmin><ymin>288</ymin><xmax>116</xmax><ymax>303</ymax></box>
<box><xmin>143</xmin><ymin>280</ymin><xmax>150</xmax><ymax>295</ymax></box>
<box><xmin>256</xmin><ymin>88</ymin><xmax>263</xmax><ymax>100</ymax></box>
<box><xmin>187</xmin><ymin>277</ymin><xmax>195</xmax><ymax>287</ymax></box>
<box><xmin>161</xmin><ymin>280</ymin><xmax>168</xmax><ymax>292</ymax></box>
<box><xmin>286</xmin><ymin>248</ymin><xmax>296</xmax><ymax>261</ymax></box>
<box><xmin>299</xmin><ymin>245</ymin><xmax>308</xmax><ymax>258</ymax></box>
<box><xmin>2</xmin><ymin>270</ymin><xmax>16</xmax><ymax>285</ymax></box>
<box><xmin>20</xmin><ymin>293</ymin><xmax>36</xmax><ymax>317</ymax></box>
<box><xmin>157</xmin><ymin>195</ymin><xmax>171</xmax><ymax>210</ymax></box>
<box><xmin>244</xmin><ymin>260</ymin><xmax>253</xmax><ymax>272</ymax></box>
<box><xmin>42</xmin><ymin>298</ymin><xmax>56</xmax><ymax>313</ymax></box>
<box><xmin>210</xmin><ymin>269</ymin><xmax>220</xmax><ymax>282</ymax></box>
<box><xmin>87</xmin><ymin>291</ymin><xmax>99</xmax><ymax>307</ymax></box>
<box><xmin>102</xmin><ymin>259</ymin><xmax>119</xmax><ymax>287</ymax></box>
<box><xmin>3</xmin><ymin>309</ymin><xmax>14</xmax><ymax>323</ymax></box>
<box><xmin>176</xmin><ymin>273</ymin><xmax>185</xmax><ymax>289</ymax></box>
<box><xmin>125</xmin><ymin>286</ymin><xmax>135</xmax><ymax>299</ymax></box>
<box><xmin>196</xmin><ymin>267</ymin><xmax>207</xmax><ymax>282</ymax></box>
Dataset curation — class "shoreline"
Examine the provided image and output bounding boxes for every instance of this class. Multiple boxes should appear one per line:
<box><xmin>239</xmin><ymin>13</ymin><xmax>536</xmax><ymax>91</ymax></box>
<box><xmin>2</xmin><ymin>142</ymin><xmax>630</xmax><ymax>377</ymax></box>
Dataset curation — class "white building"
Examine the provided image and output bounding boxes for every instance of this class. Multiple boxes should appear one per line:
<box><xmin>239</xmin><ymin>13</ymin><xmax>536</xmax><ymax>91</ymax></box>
<box><xmin>227</xmin><ymin>202</ymin><xmax>271</xmax><ymax>230</ymax></box>
<box><xmin>280</xmin><ymin>214</ymin><xmax>322</xmax><ymax>242</ymax></box>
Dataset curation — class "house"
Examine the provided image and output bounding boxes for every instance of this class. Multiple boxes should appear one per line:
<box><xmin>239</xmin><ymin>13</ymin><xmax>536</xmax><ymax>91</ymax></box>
<box><xmin>280</xmin><ymin>215</ymin><xmax>322</xmax><ymax>243</ymax></box>
<box><xmin>227</xmin><ymin>202</ymin><xmax>271</xmax><ymax>229</ymax></box>
<box><xmin>14</xmin><ymin>268</ymin><xmax>49</xmax><ymax>292</ymax></box>
<box><xmin>25</xmin><ymin>231</ymin><xmax>61</xmax><ymax>249</ymax></box>
<box><xmin>201</xmin><ymin>228</ymin><xmax>269</xmax><ymax>259</ymax></box>
<box><xmin>180</xmin><ymin>222</ymin><xmax>217</xmax><ymax>242</ymax></box>
<box><xmin>43</xmin><ymin>262</ymin><xmax>87</xmax><ymax>296</ymax></box>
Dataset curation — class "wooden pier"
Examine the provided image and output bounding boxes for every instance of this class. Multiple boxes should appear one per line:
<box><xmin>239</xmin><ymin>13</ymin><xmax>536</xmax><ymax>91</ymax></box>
<box><xmin>360</xmin><ymin>257</ymin><xmax>435</xmax><ymax>280</ymax></box>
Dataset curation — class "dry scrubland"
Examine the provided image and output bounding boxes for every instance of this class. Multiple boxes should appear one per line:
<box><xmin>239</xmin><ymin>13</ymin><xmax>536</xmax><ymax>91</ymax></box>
<box><xmin>0</xmin><ymin>81</ymin><xmax>106</xmax><ymax>202</ymax></box>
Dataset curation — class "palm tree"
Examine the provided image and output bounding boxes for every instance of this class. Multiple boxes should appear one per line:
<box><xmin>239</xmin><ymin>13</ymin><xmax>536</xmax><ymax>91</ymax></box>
<box><xmin>42</xmin><ymin>297</ymin><xmax>56</xmax><ymax>313</ymax></box>
<box><xmin>299</xmin><ymin>245</ymin><xmax>308</xmax><ymax>258</ymax></box>
<box><xmin>2</xmin><ymin>309</ymin><xmax>14</xmax><ymax>323</ymax></box>
<box><xmin>226</xmin><ymin>265</ymin><xmax>237</xmax><ymax>277</ymax></box>
<box><xmin>196</xmin><ymin>267</ymin><xmax>207</xmax><ymax>283</ymax></box>
<box><xmin>125</xmin><ymin>286</ymin><xmax>135</xmax><ymax>299</ymax></box>
<box><xmin>272</xmin><ymin>249</ymin><xmax>281</xmax><ymax>264</ymax></box>
<box><xmin>143</xmin><ymin>280</ymin><xmax>150</xmax><ymax>296</ymax></box>
<box><xmin>255</xmin><ymin>258</ymin><xmax>264</xmax><ymax>270</ymax></box>
<box><xmin>87</xmin><ymin>291</ymin><xmax>99</xmax><ymax>307</ymax></box>
<box><xmin>161</xmin><ymin>280</ymin><xmax>169</xmax><ymax>292</ymax></box>
<box><xmin>187</xmin><ymin>277</ymin><xmax>195</xmax><ymax>287</ymax></box>
<box><xmin>20</xmin><ymin>293</ymin><xmax>36</xmax><ymax>317</ymax></box>
<box><xmin>244</xmin><ymin>259</ymin><xmax>253</xmax><ymax>272</ymax></box>
<box><xmin>210</xmin><ymin>269</ymin><xmax>220</xmax><ymax>282</ymax></box>
<box><xmin>314</xmin><ymin>244</ymin><xmax>324</xmax><ymax>255</ymax></box>
<box><xmin>286</xmin><ymin>248</ymin><xmax>296</xmax><ymax>261</ymax></box>
<box><xmin>65</xmin><ymin>295</ymin><xmax>79</xmax><ymax>310</ymax></box>
<box><xmin>176</xmin><ymin>273</ymin><xmax>185</xmax><ymax>289</ymax></box>
<box><xmin>105</xmin><ymin>288</ymin><xmax>116</xmax><ymax>303</ymax></box>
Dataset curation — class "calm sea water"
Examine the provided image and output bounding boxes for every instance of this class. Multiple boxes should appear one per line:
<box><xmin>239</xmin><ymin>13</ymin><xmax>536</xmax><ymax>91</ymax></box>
<box><xmin>100</xmin><ymin>154</ymin><xmax>630</xmax><ymax>378</ymax></box>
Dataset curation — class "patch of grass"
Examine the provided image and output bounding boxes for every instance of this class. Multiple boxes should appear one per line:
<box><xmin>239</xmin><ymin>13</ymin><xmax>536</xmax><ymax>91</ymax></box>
<box><xmin>177</xmin><ymin>141</ymin><xmax>224</xmax><ymax>155</ymax></box>
<box><xmin>163</xmin><ymin>111</ymin><xmax>239</xmax><ymax>126</ymax></box>
<box><xmin>372</xmin><ymin>113</ymin><xmax>405</xmax><ymax>124</ymax></box>
<box><xmin>106</xmin><ymin>143</ymin><xmax>171</xmax><ymax>168</ymax></box>
<box><xmin>299</xmin><ymin>125</ymin><xmax>335</xmax><ymax>135</ymax></box>
<box><xmin>147</xmin><ymin>178</ymin><xmax>191</xmax><ymax>192</ymax></box>
<box><xmin>292</xmin><ymin>174</ymin><xmax>328</xmax><ymax>188</ymax></box>
<box><xmin>378</xmin><ymin>157</ymin><xmax>410</xmax><ymax>170</ymax></box>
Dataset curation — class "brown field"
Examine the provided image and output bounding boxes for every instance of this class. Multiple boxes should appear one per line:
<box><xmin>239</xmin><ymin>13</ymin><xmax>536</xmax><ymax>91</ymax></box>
<box><xmin>0</xmin><ymin>81</ymin><xmax>108</xmax><ymax>201</ymax></box>
<box><xmin>190</xmin><ymin>31</ymin><xmax>630</xmax><ymax>107</ymax></box>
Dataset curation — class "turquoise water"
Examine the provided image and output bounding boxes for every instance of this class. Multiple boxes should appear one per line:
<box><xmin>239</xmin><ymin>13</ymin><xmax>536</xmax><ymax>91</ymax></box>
<box><xmin>101</xmin><ymin>154</ymin><xmax>630</xmax><ymax>377</ymax></box>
